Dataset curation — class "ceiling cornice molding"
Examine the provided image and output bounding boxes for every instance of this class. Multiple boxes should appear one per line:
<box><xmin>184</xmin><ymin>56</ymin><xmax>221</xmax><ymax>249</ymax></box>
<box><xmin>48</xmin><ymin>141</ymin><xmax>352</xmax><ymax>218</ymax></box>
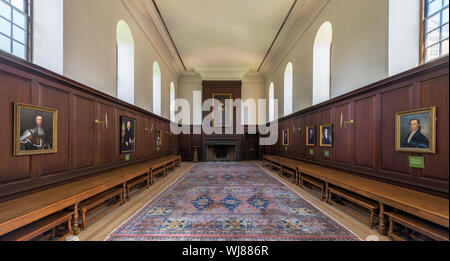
<box><xmin>259</xmin><ymin>0</ymin><xmax>330</xmax><ymax>79</ymax></box>
<box><xmin>242</xmin><ymin>72</ymin><xmax>266</xmax><ymax>85</ymax></box>
<box><xmin>199</xmin><ymin>71</ymin><xmax>247</xmax><ymax>81</ymax></box>
<box><xmin>122</xmin><ymin>0</ymin><xmax>185</xmax><ymax>78</ymax></box>
<box><xmin>143</xmin><ymin>0</ymin><xmax>187</xmax><ymax>71</ymax></box>
<box><xmin>179</xmin><ymin>72</ymin><xmax>202</xmax><ymax>84</ymax></box>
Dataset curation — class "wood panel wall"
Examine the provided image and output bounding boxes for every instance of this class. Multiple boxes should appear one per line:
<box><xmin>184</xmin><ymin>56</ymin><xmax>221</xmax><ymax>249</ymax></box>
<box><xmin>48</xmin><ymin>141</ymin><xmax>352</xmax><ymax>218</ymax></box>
<box><xmin>264</xmin><ymin>56</ymin><xmax>449</xmax><ymax>197</ymax></box>
<box><xmin>0</xmin><ymin>53</ymin><xmax>178</xmax><ymax>200</ymax></box>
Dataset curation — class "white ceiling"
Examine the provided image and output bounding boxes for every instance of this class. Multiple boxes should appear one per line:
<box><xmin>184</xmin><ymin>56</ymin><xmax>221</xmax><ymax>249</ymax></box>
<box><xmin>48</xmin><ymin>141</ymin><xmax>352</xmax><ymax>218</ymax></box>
<box><xmin>152</xmin><ymin>0</ymin><xmax>296</xmax><ymax>79</ymax></box>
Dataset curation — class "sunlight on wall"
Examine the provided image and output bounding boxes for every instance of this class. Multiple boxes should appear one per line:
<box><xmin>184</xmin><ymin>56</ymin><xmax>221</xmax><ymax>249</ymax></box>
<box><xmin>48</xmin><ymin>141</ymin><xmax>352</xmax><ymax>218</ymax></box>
<box><xmin>116</xmin><ymin>20</ymin><xmax>134</xmax><ymax>104</ymax></box>
<box><xmin>313</xmin><ymin>21</ymin><xmax>332</xmax><ymax>106</ymax></box>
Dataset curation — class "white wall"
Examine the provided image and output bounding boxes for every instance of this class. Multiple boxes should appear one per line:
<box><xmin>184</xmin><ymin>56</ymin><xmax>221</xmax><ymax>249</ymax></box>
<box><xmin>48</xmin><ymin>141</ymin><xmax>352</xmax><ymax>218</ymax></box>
<box><xmin>241</xmin><ymin>72</ymin><xmax>265</xmax><ymax>125</ymax></box>
<box><xmin>388</xmin><ymin>0</ymin><xmax>420</xmax><ymax>76</ymax></box>
<box><xmin>178</xmin><ymin>72</ymin><xmax>202</xmax><ymax>125</ymax></box>
<box><xmin>265</xmin><ymin>0</ymin><xmax>389</xmax><ymax>118</ymax></box>
<box><xmin>63</xmin><ymin>0</ymin><xmax>178</xmax><ymax>119</ymax></box>
<box><xmin>33</xmin><ymin>0</ymin><xmax>63</xmax><ymax>74</ymax></box>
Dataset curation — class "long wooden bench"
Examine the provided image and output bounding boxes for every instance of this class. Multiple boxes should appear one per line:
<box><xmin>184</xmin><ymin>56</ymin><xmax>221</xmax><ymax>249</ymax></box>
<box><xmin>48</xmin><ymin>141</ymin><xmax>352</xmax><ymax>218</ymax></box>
<box><xmin>78</xmin><ymin>187</ymin><xmax>124</xmax><ymax>230</ymax></box>
<box><xmin>125</xmin><ymin>174</ymin><xmax>150</xmax><ymax>201</ymax></box>
<box><xmin>151</xmin><ymin>161</ymin><xmax>167</xmax><ymax>184</ymax></box>
<box><xmin>0</xmin><ymin>211</ymin><xmax>73</xmax><ymax>241</ymax></box>
<box><xmin>300</xmin><ymin>175</ymin><xmax>327</xmax><ymax>201</ymax></box>
<box><xmin>328</xmin><ymin>186</ymin><xmax>379</xmax><ymax>229</ymax></box>
<box><xmin>263</xmin><ymin>155</ymin><xmax>298</xmax><ymax>184</ymax></box>
<box><xmin>0</xmin><ymin>155</ymin><xmax>182</xmax><ymax>239</ymax></box>
<box><xmin>262</xmin><ymin>154</ymin><xmax>449</xmax><ymax>238</ymax></box>
<box><xmin>385</xmin><ymin>211</ymin><xmax>449</xmax><ymax>241</ymax></box>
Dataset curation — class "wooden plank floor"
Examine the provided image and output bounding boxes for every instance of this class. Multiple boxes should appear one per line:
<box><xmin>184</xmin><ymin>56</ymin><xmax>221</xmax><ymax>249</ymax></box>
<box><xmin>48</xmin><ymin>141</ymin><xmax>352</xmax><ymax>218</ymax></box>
<box><xmin>77</xmin><ymin>161</ymin><xmax>389</xmax><ymax>241</ymax></box>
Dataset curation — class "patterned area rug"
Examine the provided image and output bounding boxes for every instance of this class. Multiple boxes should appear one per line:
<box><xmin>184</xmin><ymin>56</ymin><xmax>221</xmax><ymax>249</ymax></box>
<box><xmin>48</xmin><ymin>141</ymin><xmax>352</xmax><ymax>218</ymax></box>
<box><xmin>106</xmin><ymin>162</ymin><xmax>361</xmax><ymax>241</ymax></box>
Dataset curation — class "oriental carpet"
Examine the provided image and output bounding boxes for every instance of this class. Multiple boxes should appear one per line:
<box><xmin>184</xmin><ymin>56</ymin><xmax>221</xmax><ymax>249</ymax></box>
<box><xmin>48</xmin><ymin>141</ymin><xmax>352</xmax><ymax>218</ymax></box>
<box><xmin>106</xmin><ymin>162</ymin><xmax>361</xmax><ymax>241</ymax></box>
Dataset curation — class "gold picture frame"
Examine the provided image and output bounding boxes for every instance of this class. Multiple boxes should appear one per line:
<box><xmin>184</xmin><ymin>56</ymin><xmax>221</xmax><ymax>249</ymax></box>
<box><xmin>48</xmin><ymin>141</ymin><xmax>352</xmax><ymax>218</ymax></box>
<box><xmin>212</xmin><ymin>93</ymin><xmax>232</xmax><ymax>127</ymax></box>
<box><xmin>14</xmin><ymin>102</ymin><xmax>58</xmax><ymax>156</ymax></box>
<box><xmin>282</xmin><ymin>129</ymin><xmax>290</xmax><ymax>146</ymax></box>
<box><xmin>306</xmin><ymin>125</ymin><xmax>316</xmax><ymax>147</ymax></box>
<box><xmin>320</xmin><ymin>124</ymin><xmax>333</xmax><ymax>147</ymax></box>
<box><xmin>156</xmin><ymin>129</ymin><xmax>162</xmax><ymax>146</ymax></box>
<box><xmin>395</xmin><ymin>107</ymin><xmax>436</xmax><ymax>154</ymax></box>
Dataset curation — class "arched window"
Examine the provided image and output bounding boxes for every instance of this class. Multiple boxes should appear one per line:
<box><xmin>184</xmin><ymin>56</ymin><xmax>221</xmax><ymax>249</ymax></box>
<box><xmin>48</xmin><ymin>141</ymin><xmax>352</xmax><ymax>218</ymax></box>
<box><xmin>153</xmin><ymin>61</ymin><xmax>161</xmax><ymax>116</ymax></box>
<box><xmin>116</xmin><ymin>20</ymin><xmax>134</xmax><ymax>104</ymax></box>
<box><xmin>170</xmin><ymin>82</ymin><xmax>175</xmax><ymax>122</ymax></box>
<box><xmin>269</xmin><ymin>82</ymin><xmax>275</xmax><ymax>122</ymax></box>
<box><xmin>284</xmin><ymin>63</ymin><xmax>293</xmax><ymax>116</ymax></box>
<box><xmin>313</xmin><ymin>21</ymin><xmax>332</xmax><ymax>105</ymax></box>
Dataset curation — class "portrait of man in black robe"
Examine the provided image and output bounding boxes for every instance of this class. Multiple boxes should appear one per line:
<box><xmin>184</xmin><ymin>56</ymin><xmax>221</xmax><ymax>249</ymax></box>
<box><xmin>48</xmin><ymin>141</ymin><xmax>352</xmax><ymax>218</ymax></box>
<box><xmin>120</xmin><ymin>117</ymin><xmax>135</xmax><ymax>153</ymax></box>
<box><xmin>306</xmin><ymin>126</ymin><xmax>316</xmax><ymax>146</ymax></box>
<box><xmin>320</xmin><ymin>125</ymin><xmax>333</xmax><ymax>147</ymax></box>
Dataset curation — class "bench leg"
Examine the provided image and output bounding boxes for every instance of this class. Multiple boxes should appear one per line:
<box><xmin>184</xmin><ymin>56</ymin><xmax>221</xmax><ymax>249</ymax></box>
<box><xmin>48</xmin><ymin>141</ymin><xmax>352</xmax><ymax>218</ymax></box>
<box><xmin>122</xmin><ymin>183</ymin><xmax>128</xmax><ymax>202</ymax></box>
<box><xmin>73</xmin><ymin>203</ymin><xmax>80</xmax><ymax>235</ymax></box>
<box><xmin>67</xmin><ymin>218</ymin><xmax>73</xmax><ymax>236</ymax></box>
<box><xmin>81</xmin><ymin>210</ymin><xmax>87</xmax><ymax>231</ymax></box>
<box><xmin>120</xmin><ymin>189</ymin><xmax>124</xmax><ymax>205</ymax></box>
<box><xmin>147</xmin><ymin>171</ymin><xmax>150</xmax><ymax>189</ymax></box>
<box><xmin>378</xmin><ymin>203</ymin><xmax>387</xmax><ymax>235</ymax></box>
<box><xmin>387</xmin><ymin>217</ymin><xmax>394</xmax><ymax>239</ymax></box>
<box><xmin>150</xmin><ymin>169</ymin><xmax>153</xmax><ymax>185</ymax></box>
<box><xmin>51</xmin><ymin>228</ymin><xmax>56</xmax><ymax>241</ymax></box>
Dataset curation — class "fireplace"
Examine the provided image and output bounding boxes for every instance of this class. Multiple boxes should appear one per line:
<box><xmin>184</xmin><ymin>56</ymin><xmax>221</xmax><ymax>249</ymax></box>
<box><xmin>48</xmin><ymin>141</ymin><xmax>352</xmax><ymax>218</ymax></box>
<box><xmin>205</xmin><ymin>141</ymin><xmax>238</xmax><ymax>162</ymax></box>
<box><xmin>207</xmin><ymin>145</ymin><xmax>236</xmax><ymax>162</ymax></box>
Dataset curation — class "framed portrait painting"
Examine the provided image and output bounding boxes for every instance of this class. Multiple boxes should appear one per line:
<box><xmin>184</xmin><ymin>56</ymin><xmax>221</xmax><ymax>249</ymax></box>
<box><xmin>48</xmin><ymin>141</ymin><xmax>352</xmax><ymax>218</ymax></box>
<box><xmin>282</xmin><ymin>129</ymin><xmax>290</xmax><ymax>146</ymax></box>
<box><xmin>306</xmin><ymin>125</ymin><xmax>316</xmax><ymax>147</ymax></box>
<box><xmin>212</xmin><ymin>93</ymin><xmax>232</xmax><ymax>127</ymax></box>
<box><xmin>320</xmin><ymin>124</ymin><xmax>333</xmax><ymax>147</ymax></box>
<box><xmin>14</xmin><ymin>103</ymin><xmax>58</xmax><ymax>156</ymax></box>
<box><xmin>120</xmin><ymin>116</ymin><xmax>136</xmax><ymax>154</ymax></box>
<box><xmin>395</xmin><ymin>107</ymin><xmax>436</xmax><ymax>154</ymax></box>
<box><xmin>156</xmin><ymin>129</ymin><xmax>162</xmax><ymax>146</ymax></box>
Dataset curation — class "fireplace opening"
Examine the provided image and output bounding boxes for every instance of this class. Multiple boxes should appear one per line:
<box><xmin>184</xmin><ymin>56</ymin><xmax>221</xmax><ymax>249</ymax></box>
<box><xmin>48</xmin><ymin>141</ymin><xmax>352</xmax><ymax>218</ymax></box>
<box><xmin>207</xmin><ymin>145</ymin><xmax>237</xmax><ymax>162</ymax></box>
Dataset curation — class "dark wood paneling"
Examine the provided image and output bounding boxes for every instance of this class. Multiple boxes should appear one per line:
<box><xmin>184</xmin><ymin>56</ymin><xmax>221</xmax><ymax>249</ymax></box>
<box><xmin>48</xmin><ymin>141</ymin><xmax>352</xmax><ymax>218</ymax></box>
<box><xmin>73</xmin><ymin>95</ymin><xmax>96</xmax><ymax>169</ymax></box>
<box><xmin>97</xmin><ymin>102</ymin><xmax>115</xmax><ymax>165</ymax></box>
<box><xmin>354</xmin><ymin>96</ymin><xmax>377</xmax><ymax>169</ymax></box>
<box><xmin>334</xmin><ymin>103</ymin><xmax>352</xmax><ymax>164</ymax></box>
<box><xmin>40</xmin><ymin>84</ymin><xmax>70</xmax><ymax>176</ymax></box>
<box><xmin>420</xmin><ymin>75</ymin><xmax>449</xmax><ymax>182</ymax></box>
<box><xmin>380</xmin><ymin>86</ymin><xmax>412</xmax><ymax>175</ymax></box>
<box><xmin>298</xmin><ymin>116</ymin><xmax>306</xmax><ymax>157</ymax></box>
<box><xmin>0</xmin><ymin>71</ymin><xmax>32</xmax><ymax>184</ymax></box>
<box><xmin>0</xmin><ymin>53</ymin><xmax>174</xmax><ymax>199</ymax></box>
<box><xmin>267</xmin><ymin>57</ymin><xmax>449</xmax><ymax>196</ymax></box>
